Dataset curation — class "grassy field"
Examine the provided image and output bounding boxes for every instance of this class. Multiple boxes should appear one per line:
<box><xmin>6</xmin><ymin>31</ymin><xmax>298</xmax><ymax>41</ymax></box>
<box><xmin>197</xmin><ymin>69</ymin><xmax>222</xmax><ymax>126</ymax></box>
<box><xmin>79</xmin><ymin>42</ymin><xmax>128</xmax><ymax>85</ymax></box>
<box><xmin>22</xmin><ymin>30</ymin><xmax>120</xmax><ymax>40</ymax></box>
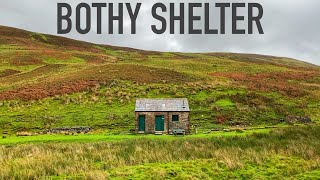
<box><xmin>0</xmin><ymin>128</ymin><xmax>271</xmax><ymax>145</ymax></box>
<box><xmin>0</xmin><ymin>26</ymin><xmax>320</xmax><ymax>179</ymax></box>
<box><xmin>1</xmin><ymin>126</ymin><xmax>320</xmax><ymax>179</ymax></box>
<box><xmin>0</xmin><ymin>26</ymin><xmax>319</xmax><ymax>134</ymax></box>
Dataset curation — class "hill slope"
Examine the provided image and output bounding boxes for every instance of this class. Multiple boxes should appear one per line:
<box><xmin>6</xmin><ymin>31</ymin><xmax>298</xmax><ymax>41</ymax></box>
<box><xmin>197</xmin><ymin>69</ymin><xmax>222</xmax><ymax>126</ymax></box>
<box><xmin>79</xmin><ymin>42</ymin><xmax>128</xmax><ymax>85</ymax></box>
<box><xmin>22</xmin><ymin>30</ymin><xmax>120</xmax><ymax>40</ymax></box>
<box><xmin>0</xmin><ymin>26</ymin><xmax>319</xmax><ymax>133</ymax></box>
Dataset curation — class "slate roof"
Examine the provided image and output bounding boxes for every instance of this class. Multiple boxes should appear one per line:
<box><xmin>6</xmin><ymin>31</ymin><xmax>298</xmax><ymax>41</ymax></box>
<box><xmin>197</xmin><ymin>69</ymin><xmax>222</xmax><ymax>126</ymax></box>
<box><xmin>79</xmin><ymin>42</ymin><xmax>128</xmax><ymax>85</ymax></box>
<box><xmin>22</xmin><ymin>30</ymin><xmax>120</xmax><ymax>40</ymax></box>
<box><xmin>135</xmin><ymin>98</ymin><xmax>190</xmax><ymax>112</ymax></box>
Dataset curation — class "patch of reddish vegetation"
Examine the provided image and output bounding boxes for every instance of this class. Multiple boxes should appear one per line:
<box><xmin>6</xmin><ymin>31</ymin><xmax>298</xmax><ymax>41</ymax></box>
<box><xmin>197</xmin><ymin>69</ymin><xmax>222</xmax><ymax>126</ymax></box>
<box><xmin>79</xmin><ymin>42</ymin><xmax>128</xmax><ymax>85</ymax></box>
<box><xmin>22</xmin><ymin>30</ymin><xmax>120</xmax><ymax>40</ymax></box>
<box><xmin>210</xmin><ymin>71</ymin><xmax>319</xmax><ymax>97</ymax></box>
<box><xmin>216</xmin><ymin>115</ymin><xmax>227</xmax><ymax>124</ymax></box>
<box><xmin>41</xmin><ymin>50</ymin><xmax>74</xmax><ymax>61</ymax></box>
<box><xmin>10</xmin><ymin>52</ymin><xmax>43</xmax><ymax>66</ymax></box>
<box><xmin>0</xmin><ymin>69</ymin><xmax>21</xmax><ymax>78</ymax></box>
<box><xmin>0</xmin><ymin>80</ymin><xmax>98</xmax><ymax>101</ymax></box>
<box><xmin>0</xmin><ymin>64</ymin><xmax>193</xmax><ymax>100</ymax></box>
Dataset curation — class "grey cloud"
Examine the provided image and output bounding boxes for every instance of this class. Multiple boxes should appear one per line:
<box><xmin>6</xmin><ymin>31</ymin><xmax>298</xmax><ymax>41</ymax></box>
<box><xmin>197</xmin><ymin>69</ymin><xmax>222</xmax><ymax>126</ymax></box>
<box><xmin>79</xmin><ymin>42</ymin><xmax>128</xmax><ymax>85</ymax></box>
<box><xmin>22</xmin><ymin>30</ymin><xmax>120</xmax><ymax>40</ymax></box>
<box><xmin>0</xmin><ymin>0</ymin><xmax>319</xmax><ymax>65</ymax></box>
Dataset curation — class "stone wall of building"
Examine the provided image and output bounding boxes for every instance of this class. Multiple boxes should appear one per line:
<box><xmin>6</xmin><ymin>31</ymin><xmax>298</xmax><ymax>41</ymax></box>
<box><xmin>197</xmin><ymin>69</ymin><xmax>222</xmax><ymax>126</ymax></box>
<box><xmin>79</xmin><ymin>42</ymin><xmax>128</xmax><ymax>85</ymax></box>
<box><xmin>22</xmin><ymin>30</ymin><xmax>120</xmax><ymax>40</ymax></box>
<box><xmin>135</xmin><ymin>111</ymin><xmax>190</xmax><ymax>134</ymax></box>
<box><xmin>167</xmin><ymin>112</ymin><xmax>190</xmax><ymax>134</ymax></box>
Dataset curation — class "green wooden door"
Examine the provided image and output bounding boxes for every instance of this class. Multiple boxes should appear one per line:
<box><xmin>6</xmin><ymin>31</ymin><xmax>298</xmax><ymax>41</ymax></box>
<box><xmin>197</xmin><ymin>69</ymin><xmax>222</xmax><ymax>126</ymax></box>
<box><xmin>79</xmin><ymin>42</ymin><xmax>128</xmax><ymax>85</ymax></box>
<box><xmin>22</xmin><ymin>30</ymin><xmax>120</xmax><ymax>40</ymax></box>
<box><xmin>155</xmin><ymin>115</ymin><xmax>164</xmax><ymax>131</ymax></box>
<box><xmin>138</xmin><ymin>115</ymin><xmax>145</xmax><ymax>131</ymax></box>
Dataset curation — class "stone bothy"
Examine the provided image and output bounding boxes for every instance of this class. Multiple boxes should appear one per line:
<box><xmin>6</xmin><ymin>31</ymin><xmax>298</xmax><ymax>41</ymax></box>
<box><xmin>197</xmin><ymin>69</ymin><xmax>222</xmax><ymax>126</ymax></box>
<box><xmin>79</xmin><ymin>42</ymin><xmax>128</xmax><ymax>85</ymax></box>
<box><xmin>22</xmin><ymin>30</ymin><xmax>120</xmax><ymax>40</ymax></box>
<box><xmin>135</xmin><ymin>98</ymin><xmax>190</xmax><ymax>134</ymax></box>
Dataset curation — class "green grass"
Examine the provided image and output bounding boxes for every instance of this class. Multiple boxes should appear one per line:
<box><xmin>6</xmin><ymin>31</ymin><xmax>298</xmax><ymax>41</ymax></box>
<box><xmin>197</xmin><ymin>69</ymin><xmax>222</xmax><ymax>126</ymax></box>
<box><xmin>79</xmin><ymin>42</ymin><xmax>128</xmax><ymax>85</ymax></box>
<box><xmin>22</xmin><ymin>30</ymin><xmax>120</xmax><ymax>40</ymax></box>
<box><xmin>0</xmin><ymin>26</ymin><xmax>319</xmax><ymax>134</ymax></box>
<box><xmin>108</xmin><ymin>156</ymin><xmax>319</xmax><ymax>179</ymax></box>
<box><xmin>0</xmin><ymin>79</ymin><xmax>317</xmax><ymax>134</ymax></box>
<box><xmin>1</xmin><ymin>126</ymin><xmax>320</xmax><ymax>179</ymax></box>
<box><xmin>215</xmin><ymin>99</ymin><xmax>235</xmax><ymax>107</ymax></box>
<box><xmin>0</xmin><ymin>25</ymin><xmax>320</xmax><ymax>180</ymax></box>
<box><xmin>0</xmin><ymin>128</ymin><xmax>271</xmax><ymax>145</ymax></box>
<box><xmin>0</xmin><ymin>64</ymin><xmax>41</xmax><ymax>72</ymax></box>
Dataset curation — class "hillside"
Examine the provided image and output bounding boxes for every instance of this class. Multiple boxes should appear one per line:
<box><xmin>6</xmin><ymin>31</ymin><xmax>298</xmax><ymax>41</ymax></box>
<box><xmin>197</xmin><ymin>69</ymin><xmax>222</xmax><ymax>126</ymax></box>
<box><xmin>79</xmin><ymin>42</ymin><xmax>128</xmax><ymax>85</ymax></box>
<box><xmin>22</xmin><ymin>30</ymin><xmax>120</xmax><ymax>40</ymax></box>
<box><xmin>0</xmin><ymin>25</ymin><xmax>319</xmax><ymax>134</ymax></box>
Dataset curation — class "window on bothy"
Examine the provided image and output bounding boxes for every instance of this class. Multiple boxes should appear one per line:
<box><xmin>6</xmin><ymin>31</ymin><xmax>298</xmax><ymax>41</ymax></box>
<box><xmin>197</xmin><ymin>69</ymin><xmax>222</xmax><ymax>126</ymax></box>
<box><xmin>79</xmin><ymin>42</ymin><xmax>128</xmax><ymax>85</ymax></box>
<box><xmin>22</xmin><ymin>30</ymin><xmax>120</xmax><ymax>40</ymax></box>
<box><xmin>172</xmin><ymin>115</ymin><xmax>179</xmax><ymax>122</ymax></box>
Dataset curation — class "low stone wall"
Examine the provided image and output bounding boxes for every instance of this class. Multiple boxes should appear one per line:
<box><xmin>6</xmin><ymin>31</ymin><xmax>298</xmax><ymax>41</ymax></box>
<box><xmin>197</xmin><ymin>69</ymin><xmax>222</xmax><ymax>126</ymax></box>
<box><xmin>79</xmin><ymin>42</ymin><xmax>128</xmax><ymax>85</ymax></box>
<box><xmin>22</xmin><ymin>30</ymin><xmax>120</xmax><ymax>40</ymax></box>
<box><xmin>45</xmin><ymin>127</ymin><xmax>92</xmax><ymax>134</ymax></box>
<box><xmin>285</xmin><ymin>116</ymin><xmax>312</xmax><ymax>124</ymax></box>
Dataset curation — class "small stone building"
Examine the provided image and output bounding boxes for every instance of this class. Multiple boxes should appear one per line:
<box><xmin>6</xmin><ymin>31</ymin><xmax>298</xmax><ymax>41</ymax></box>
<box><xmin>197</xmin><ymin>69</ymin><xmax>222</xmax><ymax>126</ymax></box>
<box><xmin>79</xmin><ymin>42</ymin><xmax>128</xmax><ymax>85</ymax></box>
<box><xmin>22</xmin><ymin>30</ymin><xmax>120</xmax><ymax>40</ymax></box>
<box><xmin>135</xmin><ymin>98</ymin><xmax>190</xmax><ymax>134</ymax></box>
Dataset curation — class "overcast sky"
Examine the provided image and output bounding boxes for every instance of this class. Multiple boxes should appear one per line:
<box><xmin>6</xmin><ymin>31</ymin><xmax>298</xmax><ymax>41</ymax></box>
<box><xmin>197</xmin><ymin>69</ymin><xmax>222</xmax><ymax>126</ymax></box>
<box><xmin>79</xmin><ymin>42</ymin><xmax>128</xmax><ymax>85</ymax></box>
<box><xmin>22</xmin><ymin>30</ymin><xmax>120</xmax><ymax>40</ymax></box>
<box><xmin>0</xmin><ymin>0</ymin><xmax>319</xmax><ymax>65</ymax></box>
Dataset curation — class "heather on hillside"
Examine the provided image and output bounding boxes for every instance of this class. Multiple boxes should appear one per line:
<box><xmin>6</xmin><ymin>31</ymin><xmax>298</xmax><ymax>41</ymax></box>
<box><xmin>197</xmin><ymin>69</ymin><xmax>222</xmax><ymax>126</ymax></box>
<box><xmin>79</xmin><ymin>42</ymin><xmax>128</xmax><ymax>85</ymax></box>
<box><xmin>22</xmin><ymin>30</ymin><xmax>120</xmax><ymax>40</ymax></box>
<box><xmin>0</xmin><ymin>25</ymin><xmax>320</xmax><ymax>180</ymax></box>
<box><xmin>0</xmin><ymin>26</ymin><xmax>319</xmax><ymax>134</ymax></box>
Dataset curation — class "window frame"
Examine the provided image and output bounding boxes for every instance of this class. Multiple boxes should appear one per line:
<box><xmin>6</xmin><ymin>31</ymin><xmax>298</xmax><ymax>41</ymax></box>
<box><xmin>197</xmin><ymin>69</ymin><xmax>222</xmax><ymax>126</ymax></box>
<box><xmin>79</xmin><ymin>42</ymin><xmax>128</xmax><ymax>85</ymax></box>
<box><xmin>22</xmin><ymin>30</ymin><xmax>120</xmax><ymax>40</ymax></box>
<box><xmin>172</xmin><ymin>115</ymin><xmax>179</xmax><ymax>122</ymax></box>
